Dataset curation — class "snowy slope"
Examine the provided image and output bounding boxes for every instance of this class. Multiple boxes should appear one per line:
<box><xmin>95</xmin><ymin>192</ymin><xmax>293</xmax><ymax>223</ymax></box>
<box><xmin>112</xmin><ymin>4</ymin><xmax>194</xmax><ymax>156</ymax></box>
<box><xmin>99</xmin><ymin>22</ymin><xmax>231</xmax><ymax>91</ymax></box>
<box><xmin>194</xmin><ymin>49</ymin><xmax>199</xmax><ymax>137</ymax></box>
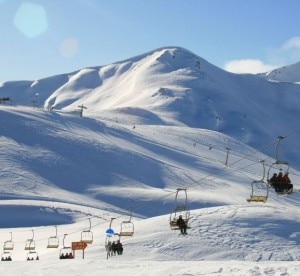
<box><xmin>1</xmin><ymin>201</ymin><xmax>300</xmax><ymax>275</ymax></box>
<box><xmin>1</xmin><ymin>47</ymin><xmax>300</xmax><ymax>275</ymax></box>
<box><xmin>1</xmin><ymin>106</ymin><xmax>299</xmax><ymax>217</ymax></box>
<box><xmin>259</xmin><ymin>61</ymin><xmax>300</xmax><ymax>83</ymax></box>
<box><xmin>1</xmin><ymin>47</ymin><xmax>300</xmax><ymax>169</ymax></box>
<box><xmin>0</xmin><ymin>107</ymin><xmax>300</xmax><ymax>274</ymax></box>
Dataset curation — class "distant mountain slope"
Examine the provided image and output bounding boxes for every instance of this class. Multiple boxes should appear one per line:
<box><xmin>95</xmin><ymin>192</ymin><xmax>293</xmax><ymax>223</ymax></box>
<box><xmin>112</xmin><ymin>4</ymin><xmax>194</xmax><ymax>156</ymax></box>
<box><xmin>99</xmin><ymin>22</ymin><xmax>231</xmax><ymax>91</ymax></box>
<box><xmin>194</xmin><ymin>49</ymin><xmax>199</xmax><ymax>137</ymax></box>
<box><xmin>258</xmin><ymin>61</ymin><xmax>300</xmax><ymax>83</ymax></box>
<box><xmin>1</xmin><ymin>47</ymin><xmax>299</xmax><ymax>168</ymax></box>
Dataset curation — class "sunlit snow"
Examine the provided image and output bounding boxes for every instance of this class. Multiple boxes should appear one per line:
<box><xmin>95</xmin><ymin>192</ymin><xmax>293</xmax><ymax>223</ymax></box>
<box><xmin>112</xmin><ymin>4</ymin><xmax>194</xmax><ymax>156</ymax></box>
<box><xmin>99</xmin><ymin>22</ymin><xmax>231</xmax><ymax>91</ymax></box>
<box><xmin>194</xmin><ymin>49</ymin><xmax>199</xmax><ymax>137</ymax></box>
<box><xmin>0</xmin><ymin>47</ymin><xmax>300</xmax><ymax>275</ymax></box>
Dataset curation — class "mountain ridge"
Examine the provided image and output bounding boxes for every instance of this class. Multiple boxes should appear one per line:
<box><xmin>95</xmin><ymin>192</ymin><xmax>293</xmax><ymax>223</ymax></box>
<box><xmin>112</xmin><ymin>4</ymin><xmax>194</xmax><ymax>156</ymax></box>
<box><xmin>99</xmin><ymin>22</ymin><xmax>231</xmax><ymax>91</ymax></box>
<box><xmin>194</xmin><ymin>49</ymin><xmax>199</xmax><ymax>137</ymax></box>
<box><xmin>1</xmin><ymin>47</ymin><xmax>299</xmax><ymax>169</ymax></box>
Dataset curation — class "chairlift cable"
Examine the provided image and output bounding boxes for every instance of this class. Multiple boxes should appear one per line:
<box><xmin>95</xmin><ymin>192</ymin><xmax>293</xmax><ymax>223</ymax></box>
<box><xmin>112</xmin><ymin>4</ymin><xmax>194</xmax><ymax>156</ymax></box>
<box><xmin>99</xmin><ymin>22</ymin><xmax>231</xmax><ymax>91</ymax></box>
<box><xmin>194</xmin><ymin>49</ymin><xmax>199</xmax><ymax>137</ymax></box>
<box><xmin>1</xmin><ymin>133</ymin><xmax>297</xmax><ymax>244</ymax></box>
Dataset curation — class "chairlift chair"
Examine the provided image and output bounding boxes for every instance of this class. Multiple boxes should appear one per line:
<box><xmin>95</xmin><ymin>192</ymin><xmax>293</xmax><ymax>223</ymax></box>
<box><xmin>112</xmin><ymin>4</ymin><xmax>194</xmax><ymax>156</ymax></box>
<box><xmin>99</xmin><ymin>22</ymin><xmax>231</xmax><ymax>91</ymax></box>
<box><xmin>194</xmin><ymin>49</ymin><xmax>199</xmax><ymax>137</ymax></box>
<box><xmin>266</xmin><ymin>136</ymin><xmax>292</xmax><ymax>194</ymax></box>
<box><xmin>170</xmin><ymin>188</ymin><xmax>190</xmax><ymax>230</ymax></box>
<box><xmin>3</xmin><ymin>232</ymin><xmax>14</xmax><ymax>251</ymax></box>
<box><xmin>119</xmin><ymin>210</ymin><xmax>134</xmax><ymax>237</ymax></box>
<box><xmin>247</xmin><ymin>160</ymin><xmax>269</xmax><ymax>203</ymax></box>
<box><xmin>26</xmin><ymin>250</ymin><xmax>39</xmax><ymax>261</ymax></box>
<box><xmin>59</xmin><ymin>234</ymin><xmax>73</xmax><ymax>259</ymax></box>
<box><xmin>25</xmin><ymin>235</ymin><xmax>39</xmax><ymax>261</ymax></box>
<box><xmin>25</xmin><ymin>230</ymin><xmax>35</xmax><ymax>251</ymax></box>
<box><xmin>81</xmin><ymin>218</ymin><xmax>93</xmax><ymax>244</ymax></box>
<box><xmin>247</xmin><ymin>180</ymin><xmax>269</xmax><ymax>203</ymax></box>
<box><xmin>267</xmin><ymin>136</ymin><xmax>289</xmax><ymax>181</ymax></box>
<box><xmin>105</xmin><ymin>218</ymin><xmax>120</xmax><ymax>259</ymax></box>
<box><xmin>267</xmin><ymin>160</ymin><xmax>290</xmax><ymax>183</ymax></box>
<box><xmin>119</xmin><ymin>221</ymin><xmax>134</xmax><ymax>237</ymax></box>
<box><xmin>47</xmin><ymin>226</ymin><xmax>59</xmax><ymax>248</ymax></box>
<box><xmin>1</xmin><ymin>251</ymin><xmax>12</xmax><ymax>261</ymax></box>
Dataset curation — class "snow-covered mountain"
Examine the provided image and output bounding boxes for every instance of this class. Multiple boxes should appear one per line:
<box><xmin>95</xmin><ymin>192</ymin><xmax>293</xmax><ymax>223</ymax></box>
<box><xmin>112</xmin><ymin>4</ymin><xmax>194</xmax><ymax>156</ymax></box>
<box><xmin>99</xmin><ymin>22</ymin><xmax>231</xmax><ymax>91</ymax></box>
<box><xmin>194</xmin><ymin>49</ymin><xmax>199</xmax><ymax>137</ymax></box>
<box><xmin>259</xmin><ymin>61</ymin><xmax>300</xmax><ymax>83</ymax></box>
<box><xmin>1</xmin><ymin>47</ymin><xmax>300</xmax><ymax>275</ymax></box>
<box><xmin>1</xmin><ymin>47</ymin><xmax>299</xmax><ymax>169</ymax></box>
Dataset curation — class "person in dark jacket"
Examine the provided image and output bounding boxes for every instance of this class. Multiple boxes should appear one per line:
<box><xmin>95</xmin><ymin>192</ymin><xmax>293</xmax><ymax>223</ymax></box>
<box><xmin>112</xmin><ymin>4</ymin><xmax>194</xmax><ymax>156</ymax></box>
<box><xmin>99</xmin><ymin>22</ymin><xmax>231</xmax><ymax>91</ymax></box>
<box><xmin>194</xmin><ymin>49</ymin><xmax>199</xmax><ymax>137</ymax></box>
<box><xmin>111</xmin><ymin>241</ymin><xmax>117</xmax><ymax>256</ymax></box>
<box><xmin>116</xmin><ymin>240</ymin><xmax>123</xmax><ymax>255</ymax></box>
<box><xmin>176</xmin><ymin>215</ymin><xmax>187</xmax><ymax>235</ymax></box>
<box><xmin>276</xmin><ymin>172</ymin><xmax>284</xmax><ymax>193</ymax></box>
<box><xmin>269</xmin><ymin>173</ymin><xmax>278</xmax><ymax>188</ymax></box>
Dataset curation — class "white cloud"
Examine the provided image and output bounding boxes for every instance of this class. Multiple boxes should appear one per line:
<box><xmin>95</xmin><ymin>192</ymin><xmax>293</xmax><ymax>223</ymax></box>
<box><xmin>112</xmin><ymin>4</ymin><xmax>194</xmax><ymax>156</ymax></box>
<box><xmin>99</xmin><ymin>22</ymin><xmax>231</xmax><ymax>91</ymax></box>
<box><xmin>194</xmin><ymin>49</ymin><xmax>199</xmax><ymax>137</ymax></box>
<box><xmin>282</xmin><ymin>36</ymin><xmax>300</xmax><ymax>50</ymax></box>
<box><xmin>224</xmin><ymin>59</ymin><xmax>277</xmax><ymax>74</ymax></box>
<box><xmin>224</xmin><ymin>36</ymin><xmax>300</xmax><ymax>74</ymax></box>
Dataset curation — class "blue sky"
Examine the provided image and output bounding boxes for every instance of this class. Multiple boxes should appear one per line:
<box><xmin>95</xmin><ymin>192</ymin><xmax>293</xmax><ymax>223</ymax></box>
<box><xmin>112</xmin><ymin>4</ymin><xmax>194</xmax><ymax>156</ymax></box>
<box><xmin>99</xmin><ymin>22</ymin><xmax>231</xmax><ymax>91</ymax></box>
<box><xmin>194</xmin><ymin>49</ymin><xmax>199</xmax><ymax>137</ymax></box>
<box><xmin>1</xmin><ymin>0</ymin><xmax>300</xmax><ymax>82</ymax></box>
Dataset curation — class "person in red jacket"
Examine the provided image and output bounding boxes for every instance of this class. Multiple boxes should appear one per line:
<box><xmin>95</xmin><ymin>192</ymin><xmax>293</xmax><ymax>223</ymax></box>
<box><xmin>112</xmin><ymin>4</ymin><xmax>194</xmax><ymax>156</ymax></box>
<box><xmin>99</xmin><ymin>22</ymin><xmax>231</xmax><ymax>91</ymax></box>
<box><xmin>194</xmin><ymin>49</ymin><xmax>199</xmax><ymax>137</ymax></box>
<box><xmin>282</xmin><ymin>172</ymin><xmax>293</xmax><ymax>193</ymax></box>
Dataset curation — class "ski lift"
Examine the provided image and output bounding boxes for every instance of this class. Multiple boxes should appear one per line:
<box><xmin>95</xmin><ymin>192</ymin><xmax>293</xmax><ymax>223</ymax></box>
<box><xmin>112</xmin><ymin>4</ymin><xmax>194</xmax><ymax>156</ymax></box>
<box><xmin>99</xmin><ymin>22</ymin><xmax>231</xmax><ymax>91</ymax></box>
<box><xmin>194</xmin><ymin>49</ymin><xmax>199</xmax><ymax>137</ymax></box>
<box><xmin>1</xmin><ymin>251</ymin><xmax>12</xmax><ymax>261</ymax></box>
<box><xmin>59</xmin><ymin>234</ymin><xmax>73</xmax><ymax>259</ymax></box>
<box><xmin>25</xmin><ymin>230</ymin><xmax>35</xmax><ymax>251</ymax></box>
<box><xmin>267</xmin><ymin>136</ymin><xmax>293</xmax><ymax>194</ymax></box>
<box><xmin>170</xmin><ymin>188</ymin><xmax>190</xmax><ymax>230</ymax></box>
<box><xmin>247</xmin><ymin>160</ymin><xmax>269</xmax><ymax>203</ymax></box>
<box><xmin>81</xmin><ymin>218</ymin><xmax>93</xmax><ymax>244</ymax></box>
<box><xmin>119</xmin><ymin>209</ymin><xmax>134</xmax><ymax>237</ymax></box>
<box><xmin>26</xmin><ymin>249</ymin><xmax>39</xmax><ymax>261</ymax></box>
<box><xmin>105</xmin><ymin>218</ymin><xmax>120</xmax><ymax>259</ymax></box>
<box><xmin>3</xmin><ymin>232</ymin><xmax>14</xmax><ymax>251</ymax></box>
<box><xmin>26</xmin><ymin>239</ymin><xmax>39</xmax><ymax>261</ymax></box>
<box><xmin>267</xmin><ymin>136</ymin><xmax>290</xmax><ymax>181</ymax></box>
<box><xmin>47</xmin><ymin>226</ymin><xmax>59</xmax><ymax>249</ymax></box>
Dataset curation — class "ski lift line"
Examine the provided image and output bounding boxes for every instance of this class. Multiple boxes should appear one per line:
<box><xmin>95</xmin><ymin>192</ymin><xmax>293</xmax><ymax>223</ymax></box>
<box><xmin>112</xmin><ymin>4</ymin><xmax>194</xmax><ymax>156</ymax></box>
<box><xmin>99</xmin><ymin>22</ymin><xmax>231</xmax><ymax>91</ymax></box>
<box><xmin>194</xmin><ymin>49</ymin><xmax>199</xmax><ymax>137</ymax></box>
<box><xmin>106</xmin><ymin>121</ymin><xmax>289</xmax><ymax>198</ymax></box>
<box><xmin>152</xmin><ymin>137</ymin><xmax>268</xmax><ymax>188</ymax></box>
<box><xmin>110</xmin><ymin>146</ymin><xmax>271</xmax><ymax>217</ymax></box>
<box><xmin>0</xmin><ymin>133</ymin><xmax>296</xmax><ymax>243</ymax></box>
<box><xmin>126</xmin><ymin>123</ymin><xmax>269</xmax><ymax>167</ymax></box>
<box><xmin>0</xmin><ymin>216</ymin><xmax>111</xmax><ymax>245</ymax></box>
<box><xmin>0</xmin><ymin>150</ymin><xmax>284</xmax><ymax>245</ymax></box>
<box><xmin>183</xmin><ymin>158</ymin><xmax>264</xmax><ymax>192</ymax></box>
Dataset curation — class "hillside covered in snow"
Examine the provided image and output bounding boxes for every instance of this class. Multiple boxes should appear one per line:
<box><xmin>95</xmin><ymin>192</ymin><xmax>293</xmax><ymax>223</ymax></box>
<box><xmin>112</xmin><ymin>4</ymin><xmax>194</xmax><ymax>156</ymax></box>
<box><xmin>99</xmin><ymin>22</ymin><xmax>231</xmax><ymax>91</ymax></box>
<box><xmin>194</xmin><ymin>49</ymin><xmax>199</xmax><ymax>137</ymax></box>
<box><xmin>1</xmin><ymin>47</ymin><xmax>300</xmax><ymax>168</ymax></box>
<box><xmin>1</xmin><ymin>47</ymin><xmax>300</xmax><ymax>275</ymax></box>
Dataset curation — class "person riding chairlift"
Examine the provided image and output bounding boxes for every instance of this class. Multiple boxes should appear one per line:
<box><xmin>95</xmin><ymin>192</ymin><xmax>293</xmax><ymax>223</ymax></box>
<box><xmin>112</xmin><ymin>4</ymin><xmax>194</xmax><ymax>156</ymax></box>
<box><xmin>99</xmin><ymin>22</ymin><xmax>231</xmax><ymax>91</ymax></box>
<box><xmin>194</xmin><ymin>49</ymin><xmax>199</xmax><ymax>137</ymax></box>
<box><xmin>282</xmin><ymin>172</ymin><xmax>293</xmax><ymax>193</ymax></box>
<box><xmin>176</xmin><ymin>215</ymin><xmax>187</xmax><ymax>235</ymax></box>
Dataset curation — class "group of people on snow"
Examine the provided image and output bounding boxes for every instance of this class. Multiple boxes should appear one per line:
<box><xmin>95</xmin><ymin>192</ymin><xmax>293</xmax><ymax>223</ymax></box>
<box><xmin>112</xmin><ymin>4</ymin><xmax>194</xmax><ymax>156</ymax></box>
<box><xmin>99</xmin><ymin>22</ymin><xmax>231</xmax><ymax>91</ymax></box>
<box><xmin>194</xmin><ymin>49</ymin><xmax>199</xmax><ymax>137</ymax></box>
<box><xmin>269</xmin><ymin>171</ymin><xmax>293</xmax><ymax>193</ymax></box>
<box><xmin>106</xmin><ymin>240</ymin><xmax>123</xmax><ymax>257</ymax></box>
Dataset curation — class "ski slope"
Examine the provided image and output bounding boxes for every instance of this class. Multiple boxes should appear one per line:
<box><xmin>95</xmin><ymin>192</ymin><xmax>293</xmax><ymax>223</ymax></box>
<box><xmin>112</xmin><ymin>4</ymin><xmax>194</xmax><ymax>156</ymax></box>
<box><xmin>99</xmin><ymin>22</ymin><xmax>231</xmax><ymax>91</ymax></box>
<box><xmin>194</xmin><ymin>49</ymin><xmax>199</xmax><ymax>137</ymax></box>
<box><xmin>1</xmin><ymin>46</ymin><xmax>300</xmax><ymax>275</ymax></box>
<box><xmin>1</xmin><ymin>106</ymin><xmax>300</xmax><ymax>275</ymax></box>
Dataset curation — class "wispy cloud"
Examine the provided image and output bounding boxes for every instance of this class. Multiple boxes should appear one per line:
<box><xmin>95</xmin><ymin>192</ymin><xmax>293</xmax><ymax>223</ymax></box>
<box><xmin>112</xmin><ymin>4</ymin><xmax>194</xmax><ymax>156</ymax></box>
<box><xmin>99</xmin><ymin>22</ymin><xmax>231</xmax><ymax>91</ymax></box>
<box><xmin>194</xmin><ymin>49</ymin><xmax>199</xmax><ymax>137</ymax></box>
<box><xmin>224</xmin><ymin>36</ymin><xmax>300</xmax><ymax>74</ymax></box>
<box><xmin>282</xmin><ymin>36</ymin><xmax>300</xmax><ymax>50</ymax></box>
